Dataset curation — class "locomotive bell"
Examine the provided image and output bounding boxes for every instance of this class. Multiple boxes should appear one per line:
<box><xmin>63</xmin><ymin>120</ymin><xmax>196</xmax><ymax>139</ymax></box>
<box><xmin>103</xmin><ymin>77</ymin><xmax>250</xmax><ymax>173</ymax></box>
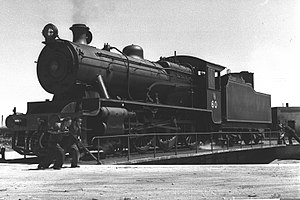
<box><xmin>123</xmin><ymin>44</ymin><xmax>144</xmax><ymax>59</ymax></box>
<box><xmin>70</xmin><ymin>24</ymin><xmax>92</xmax><ymax>44</ymax></box>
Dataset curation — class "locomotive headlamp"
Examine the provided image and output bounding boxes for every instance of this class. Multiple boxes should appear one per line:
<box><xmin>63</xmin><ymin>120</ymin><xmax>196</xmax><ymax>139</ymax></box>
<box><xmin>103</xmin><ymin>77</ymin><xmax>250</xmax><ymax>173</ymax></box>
<box><xmin>42</xmin><ymin>23</ymin><xmax>58</xmax><ymax>42</ymax></box>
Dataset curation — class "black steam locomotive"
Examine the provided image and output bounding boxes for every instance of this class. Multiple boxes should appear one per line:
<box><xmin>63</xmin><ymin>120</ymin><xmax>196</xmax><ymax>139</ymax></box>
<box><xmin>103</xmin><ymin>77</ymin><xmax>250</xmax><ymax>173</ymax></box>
<box><xmin>6</xmin><ymin>24</ymin><xmax>271</xmax><ymax>156</ymax></box>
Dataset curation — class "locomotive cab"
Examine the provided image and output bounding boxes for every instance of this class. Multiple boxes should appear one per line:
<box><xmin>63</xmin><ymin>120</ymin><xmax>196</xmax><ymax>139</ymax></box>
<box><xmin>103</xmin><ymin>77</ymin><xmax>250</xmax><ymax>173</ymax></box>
<box><xmin>164</xmin><ymin>56</ymin><xmax>225</xmax><ymax>125</ymax></box>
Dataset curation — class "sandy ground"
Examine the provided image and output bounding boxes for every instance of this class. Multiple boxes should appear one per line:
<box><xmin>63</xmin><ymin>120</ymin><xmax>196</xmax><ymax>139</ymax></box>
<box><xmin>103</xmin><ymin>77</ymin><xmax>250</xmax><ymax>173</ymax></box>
<box><xmin>0</xmin><ymin>161</ymin><xmax>299</xmax><ymax>200</ymax></box>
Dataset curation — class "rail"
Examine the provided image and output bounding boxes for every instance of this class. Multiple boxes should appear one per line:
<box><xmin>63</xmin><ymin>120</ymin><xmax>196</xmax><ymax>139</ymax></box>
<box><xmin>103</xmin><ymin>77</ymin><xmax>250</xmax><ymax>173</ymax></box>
<box><xmin>91</xmin><ymin>130</ymin><xmax>282</xmax><ymax>164</ymax></box>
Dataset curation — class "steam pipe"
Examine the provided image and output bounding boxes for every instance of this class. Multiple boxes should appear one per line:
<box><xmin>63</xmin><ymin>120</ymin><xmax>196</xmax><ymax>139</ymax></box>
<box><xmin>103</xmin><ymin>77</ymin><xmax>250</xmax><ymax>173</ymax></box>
<box><xmin>95</xmin><ymin>75</ymin><xmax>110</xmax><ymax>99</ymax></box>
<box><xmin>109</xmin><ymin>46</ymin><xmax>133</xmax><ymax>101</ymax></box>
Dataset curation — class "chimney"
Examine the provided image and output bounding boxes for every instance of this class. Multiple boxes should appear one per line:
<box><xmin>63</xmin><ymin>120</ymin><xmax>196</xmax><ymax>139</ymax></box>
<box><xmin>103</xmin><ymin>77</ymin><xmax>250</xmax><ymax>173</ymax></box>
<box><xmin>70</xmin><ymin>24</ymin><xmax>92</xmax><ymax>44</ymax></box>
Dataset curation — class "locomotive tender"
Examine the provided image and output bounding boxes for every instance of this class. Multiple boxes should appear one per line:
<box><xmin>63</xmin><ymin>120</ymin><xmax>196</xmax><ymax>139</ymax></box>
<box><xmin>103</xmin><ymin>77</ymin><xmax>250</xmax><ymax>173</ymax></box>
<box><xmin>6</xmin><ymin>24</ymin><xmax>272</xmax><ymax>156</ymax></box>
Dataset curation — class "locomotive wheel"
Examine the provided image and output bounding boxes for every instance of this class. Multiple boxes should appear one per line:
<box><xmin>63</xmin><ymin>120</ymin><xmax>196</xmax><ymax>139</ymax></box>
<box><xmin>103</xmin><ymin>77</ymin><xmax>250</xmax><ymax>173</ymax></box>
<box><xmin>31</xmin><ymin>131</ymin><xmax>48</xmax><ymax>157</ymax></box>
<box><xmin>185</xmin><ymin>135</ymin><xmax>201</xmax><ymax>150</ymax></box>
<box><xmin>99</xmin><ymin>139</ymin><xmax>120</xmax><ymax>155</ymax></box>
<box><xmin>158</xmin><ymin>136</ymin><xmax>177</xmax><ymax>152</ymax></box>
<box><xmin>133</xmin><ymin>136</ymin><xmax>155</xmax><ymax>153</ymax></box>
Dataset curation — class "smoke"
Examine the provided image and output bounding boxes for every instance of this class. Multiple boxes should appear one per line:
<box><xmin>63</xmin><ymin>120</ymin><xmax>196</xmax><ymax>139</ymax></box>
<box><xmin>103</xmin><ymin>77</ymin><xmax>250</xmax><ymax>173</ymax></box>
<box><xmin>71</xmin><ymin>0</ymin><xmax>88</xmax><ymax>24</ymax></box>
<box><xmin>70</xmin><ymin>0</ymin><xmax>116</xmax><ymax>24</ymax></box>
<box><xmin>260</xmin><ymin>0</ymin><xmax>269</xmax><ymax>6</ymax></box>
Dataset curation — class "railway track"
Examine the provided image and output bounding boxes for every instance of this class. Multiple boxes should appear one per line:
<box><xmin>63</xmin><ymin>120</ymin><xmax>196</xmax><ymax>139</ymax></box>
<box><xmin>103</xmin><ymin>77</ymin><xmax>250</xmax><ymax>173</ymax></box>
<box><xmin>93</xmin><ymin>139</ymin><xmax>282</xmax><ymax>164</ymax></box>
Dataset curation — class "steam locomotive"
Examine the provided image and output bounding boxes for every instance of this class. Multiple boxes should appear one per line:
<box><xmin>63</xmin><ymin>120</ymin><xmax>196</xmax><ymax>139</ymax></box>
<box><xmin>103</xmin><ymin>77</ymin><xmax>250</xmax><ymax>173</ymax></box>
<box><xmin>6</xmin><ymin>23</ymin><xmax>272</xmax><ymax>156</ymax></box>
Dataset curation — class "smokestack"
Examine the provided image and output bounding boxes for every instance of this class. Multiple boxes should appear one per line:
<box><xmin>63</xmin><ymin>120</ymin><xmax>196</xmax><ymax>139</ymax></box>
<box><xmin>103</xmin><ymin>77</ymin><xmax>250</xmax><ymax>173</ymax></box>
<box><xmin>69</xmin><ymin>24</ymin><xmax>92</xmax><ymax>44</ymax></box>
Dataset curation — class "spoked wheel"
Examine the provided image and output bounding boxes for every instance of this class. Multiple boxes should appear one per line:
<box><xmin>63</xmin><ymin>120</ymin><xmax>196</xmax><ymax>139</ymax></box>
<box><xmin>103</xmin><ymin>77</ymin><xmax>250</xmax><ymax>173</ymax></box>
<box><xmin>242</xmin><ymin>134</ymin><xmax>251</xmax><ymax>145</ymax></box>
<box><xmin>253</xmin><ymin>133</ymin><xmax>263</xmax><ymax>144</ymax></box>
<box><xmin>185</xmin><ymin>135</ymin><xmax>201</xmax><ymax>150</ymax></box>
<box><xmin>101</xmin><ymin>139</ymin><xmax>122</xmax><ymax>155</ymax></box>
<box><xmin>158</xmin><ymin>135</ymin><xmax>177</xmax><ymax>152</ymax></box>
<box><xmin>133</xmin><ymin>136</ymin><xmax>155</xmax><ymax>153</ymax></box>
<box><xmin>31</xmin><ymin>130</ymin><xmax>48</xmax><ymax>157</ymax></box>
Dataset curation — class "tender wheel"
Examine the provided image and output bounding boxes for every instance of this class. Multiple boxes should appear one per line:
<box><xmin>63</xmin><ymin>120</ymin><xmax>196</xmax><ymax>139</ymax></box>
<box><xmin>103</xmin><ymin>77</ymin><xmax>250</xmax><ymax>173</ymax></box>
<box><xmin>242</xmin><ymin>134</ymin><xmax>251</xmax><ymax>145</ymax></box>
<box><xmin>253</xmin><ymin>133</ymin><xmax>262</xmax><ymax>145</ymax></box>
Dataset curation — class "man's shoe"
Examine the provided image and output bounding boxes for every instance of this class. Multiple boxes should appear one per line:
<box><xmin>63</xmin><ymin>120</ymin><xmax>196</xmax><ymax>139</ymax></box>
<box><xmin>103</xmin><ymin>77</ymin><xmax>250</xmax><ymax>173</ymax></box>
<box><xmin>53</xmin><ymin>166</ymin><xmax>61</xmax><ymax>170</ymax></box>
<box><xmin>38</xmin><ymin>165</ymin><xmax>48</xmax><ymax>170</ymax></box>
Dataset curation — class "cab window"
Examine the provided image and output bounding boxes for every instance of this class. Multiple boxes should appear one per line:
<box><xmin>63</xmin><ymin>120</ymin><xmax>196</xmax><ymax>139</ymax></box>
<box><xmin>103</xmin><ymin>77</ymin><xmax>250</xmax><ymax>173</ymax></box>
<box><xmin>208</xmin><ymin>68</ymin><xmax>215</xmax><ymax>89</ymax></box>
<box><xmin>208</xmin><ymin>68</ymin><xmax>221</xmax><ymax>90</ymax></box>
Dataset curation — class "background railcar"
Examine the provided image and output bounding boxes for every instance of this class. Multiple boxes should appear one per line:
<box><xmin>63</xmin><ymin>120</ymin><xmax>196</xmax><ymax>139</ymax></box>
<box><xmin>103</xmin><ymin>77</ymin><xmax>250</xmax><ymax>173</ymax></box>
<box><xmin>272</xmin><ymin>106</ymin><xmax>300</xmax><ymax>137</ymax></box>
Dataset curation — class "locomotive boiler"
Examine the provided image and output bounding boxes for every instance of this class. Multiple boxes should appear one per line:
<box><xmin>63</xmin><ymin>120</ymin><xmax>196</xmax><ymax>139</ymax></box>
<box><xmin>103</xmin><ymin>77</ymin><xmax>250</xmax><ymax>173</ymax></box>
<box><xmin>6</xmin><ymin>23</ymin><xmax>272</xmax><ymax>157</ymax></box>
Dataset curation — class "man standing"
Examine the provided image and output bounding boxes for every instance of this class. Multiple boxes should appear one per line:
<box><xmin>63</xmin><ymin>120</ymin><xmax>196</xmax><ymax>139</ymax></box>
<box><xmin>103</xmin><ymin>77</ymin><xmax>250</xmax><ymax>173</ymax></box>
<box><xmin>277</xmin><ymin>121</ymin><xmax>285</xmax><ymax>145</ymax></box>
<box><xmin>63</xmin><ymin>117</ymin><xmax>81</xmax><ymax>168</ymax></box>
<box><xmin>285</xmin><ymin>122</ymin><xmax>300</xmax><ymax>145</ymax></box>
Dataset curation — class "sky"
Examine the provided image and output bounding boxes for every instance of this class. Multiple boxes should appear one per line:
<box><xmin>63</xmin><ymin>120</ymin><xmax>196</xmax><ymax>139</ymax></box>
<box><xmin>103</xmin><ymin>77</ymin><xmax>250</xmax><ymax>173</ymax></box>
<box><xmin>0</xmin><ymin>0</ymin><xmax>299</xmax><ymax>121</ymax></box>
